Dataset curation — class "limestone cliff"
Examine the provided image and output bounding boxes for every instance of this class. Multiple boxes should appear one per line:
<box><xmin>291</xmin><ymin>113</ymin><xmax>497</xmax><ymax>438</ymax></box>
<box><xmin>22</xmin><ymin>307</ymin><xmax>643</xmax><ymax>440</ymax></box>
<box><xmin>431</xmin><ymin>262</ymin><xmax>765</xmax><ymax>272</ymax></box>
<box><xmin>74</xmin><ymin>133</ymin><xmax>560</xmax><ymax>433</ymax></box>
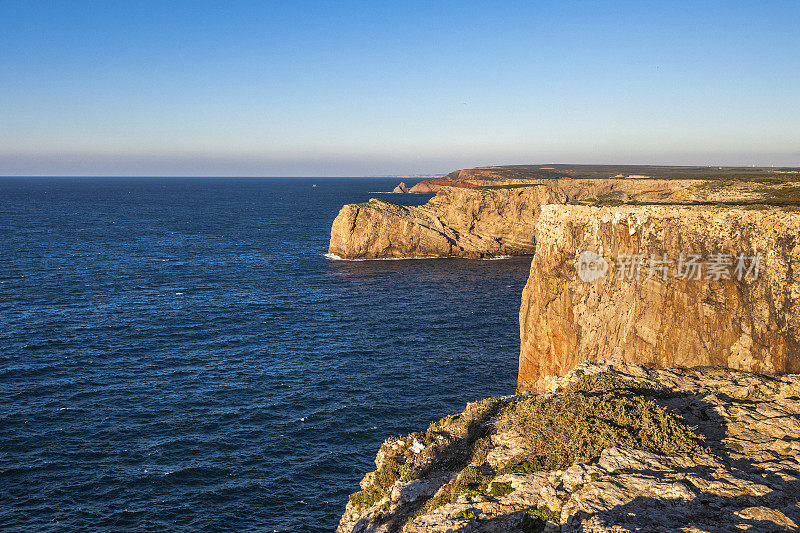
<box><xmin>330</xmin><ymin>169</ymin><xmax>800</xmax><ymax>382</ymax></box>
<box><xmin>328</xmin><ymin>186</ymin><xmax>561</xmax><ymax>259</ymax></box>
<box><xmin>330</xmin><ymin>174</ymin><xmax>800</xmax><ymax>260</ymax></box>
<box><xmin>334</xmin><ymin>166</ymin><xmax>800</xmax><ymax>531</ymax></box>
<box><xmin>517</xmin><ymin>204</ymin><xmax>800</xmax><ymax>392</ymax></box>
<box><xmin>338</xmin><ymin>362</ymin><xmax>800</xmax><ymax>532</ymax></box>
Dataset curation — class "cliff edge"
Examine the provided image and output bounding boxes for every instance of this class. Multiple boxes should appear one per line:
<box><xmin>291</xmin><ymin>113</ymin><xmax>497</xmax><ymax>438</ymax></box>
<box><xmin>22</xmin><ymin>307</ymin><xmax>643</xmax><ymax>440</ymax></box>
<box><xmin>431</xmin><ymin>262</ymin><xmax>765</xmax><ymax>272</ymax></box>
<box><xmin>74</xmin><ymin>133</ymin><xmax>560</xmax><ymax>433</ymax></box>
<box><xmin>334</xmin><ymin>165</ymin><xmax>800</xmax><ymax>531</ymax></box>
<box><xmin>329</xmin><ymin>166</ymin><xmax>800</xmax><ymax>384</ymax></box>
<box><xmin>338</xmin><ymin>362</ymin><xmax>800</xmax><ymax>532</ymax></box>
<box><xmin>329</xmin><ymin>169</ymin><xmax>800</xmax><ymax>260</ymax></box>
<box><xmin>328</xmin><ymin>186</ymin><xmax>559</xmax><ymax>259</ymax></box>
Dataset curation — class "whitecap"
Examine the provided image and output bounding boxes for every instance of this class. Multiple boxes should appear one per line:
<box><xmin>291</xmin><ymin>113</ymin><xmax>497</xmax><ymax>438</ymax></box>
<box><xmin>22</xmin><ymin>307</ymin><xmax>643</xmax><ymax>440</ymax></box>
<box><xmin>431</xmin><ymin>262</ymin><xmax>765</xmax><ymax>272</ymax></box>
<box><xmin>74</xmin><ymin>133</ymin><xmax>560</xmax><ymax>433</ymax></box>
<box><xmin>325</xmin><ymin>253</ymin><xmax>446</xmax><ymax>261</ymax></box>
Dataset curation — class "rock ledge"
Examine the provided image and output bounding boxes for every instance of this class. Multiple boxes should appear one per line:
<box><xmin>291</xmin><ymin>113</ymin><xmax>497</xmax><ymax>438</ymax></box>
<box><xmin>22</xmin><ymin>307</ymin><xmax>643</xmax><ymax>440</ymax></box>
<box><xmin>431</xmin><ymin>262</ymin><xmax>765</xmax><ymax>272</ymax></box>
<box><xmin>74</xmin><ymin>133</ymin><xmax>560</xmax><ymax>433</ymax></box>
<box><xmin>338</xmin><ymin>362</ymin><xmax>800</xmax><ymax>532</ymax></box>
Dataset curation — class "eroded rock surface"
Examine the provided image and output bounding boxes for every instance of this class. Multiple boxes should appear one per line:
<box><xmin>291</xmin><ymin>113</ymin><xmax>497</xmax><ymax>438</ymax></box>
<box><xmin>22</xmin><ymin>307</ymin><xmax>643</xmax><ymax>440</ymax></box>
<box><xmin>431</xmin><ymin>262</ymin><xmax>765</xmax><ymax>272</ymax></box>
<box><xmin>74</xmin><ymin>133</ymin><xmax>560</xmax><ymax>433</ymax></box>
<box><xmin>329</xmin><ymin>175</ymin><xmax>800</xmax><ymax>260</ymax></box>
<box><xmin>518</xmin><ymin>204</ymin><xmax>800</xmax><ymax>392</ymax></box>
<box><xmin>328</xmin><ymin>186</ymin><xmax>559</xmax><ymax>259</ymax></box>
<box><xmin>338</xmin><ymin>362</ymin><xmax>800</xmax><ymax>533</ymax></box>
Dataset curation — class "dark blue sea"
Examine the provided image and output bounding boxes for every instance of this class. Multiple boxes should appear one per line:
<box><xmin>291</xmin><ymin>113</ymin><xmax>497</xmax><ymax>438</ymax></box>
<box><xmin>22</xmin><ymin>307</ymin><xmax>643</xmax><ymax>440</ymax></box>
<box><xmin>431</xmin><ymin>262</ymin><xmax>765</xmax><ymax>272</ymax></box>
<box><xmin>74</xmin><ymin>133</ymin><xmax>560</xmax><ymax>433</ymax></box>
<box><xmin>0</xmin><ymin>177</ymin><xmax>531</xmax><ymax>532</ymax></box>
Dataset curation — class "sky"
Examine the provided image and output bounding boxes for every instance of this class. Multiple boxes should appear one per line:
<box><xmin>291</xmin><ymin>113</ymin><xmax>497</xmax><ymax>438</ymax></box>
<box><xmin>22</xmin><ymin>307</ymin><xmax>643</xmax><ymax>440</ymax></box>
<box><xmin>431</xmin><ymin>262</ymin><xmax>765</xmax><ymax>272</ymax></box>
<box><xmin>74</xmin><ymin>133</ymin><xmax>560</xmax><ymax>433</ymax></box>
<box><xmin>1</xmin><ymin>1</ymin><xmax>799</xmax><ymax>176</ymax></box>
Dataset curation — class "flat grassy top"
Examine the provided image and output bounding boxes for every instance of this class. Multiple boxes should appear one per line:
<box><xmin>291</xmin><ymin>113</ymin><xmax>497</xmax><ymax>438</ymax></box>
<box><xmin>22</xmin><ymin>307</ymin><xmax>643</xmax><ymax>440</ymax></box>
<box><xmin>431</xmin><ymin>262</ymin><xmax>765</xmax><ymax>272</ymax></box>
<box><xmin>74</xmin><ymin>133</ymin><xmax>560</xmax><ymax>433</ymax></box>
<box><xmin>444</xmin><ymin>164</ymin><xmax>800</xmax><ymax>182</ymax></box>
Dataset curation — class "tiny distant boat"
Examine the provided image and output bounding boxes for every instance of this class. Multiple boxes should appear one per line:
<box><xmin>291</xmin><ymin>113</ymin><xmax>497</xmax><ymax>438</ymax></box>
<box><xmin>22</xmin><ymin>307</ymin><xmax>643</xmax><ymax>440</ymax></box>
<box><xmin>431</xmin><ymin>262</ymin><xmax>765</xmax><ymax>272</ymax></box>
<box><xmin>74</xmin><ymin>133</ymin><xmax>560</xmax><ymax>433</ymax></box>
<box><xmin>312</xmin><ymin>184</ymin><xmax>317</xmax><ymax>187</ymax></box>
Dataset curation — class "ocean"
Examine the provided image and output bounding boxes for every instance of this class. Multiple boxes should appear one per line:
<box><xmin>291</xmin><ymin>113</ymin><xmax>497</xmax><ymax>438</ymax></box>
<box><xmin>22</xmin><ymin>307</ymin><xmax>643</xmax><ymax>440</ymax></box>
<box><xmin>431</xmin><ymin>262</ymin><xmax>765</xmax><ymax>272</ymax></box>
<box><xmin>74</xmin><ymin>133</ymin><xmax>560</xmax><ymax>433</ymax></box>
<box><xmin>0</xmin><ymin>177</ymin><xmax>532</xmax><ymax>532</ymax></box>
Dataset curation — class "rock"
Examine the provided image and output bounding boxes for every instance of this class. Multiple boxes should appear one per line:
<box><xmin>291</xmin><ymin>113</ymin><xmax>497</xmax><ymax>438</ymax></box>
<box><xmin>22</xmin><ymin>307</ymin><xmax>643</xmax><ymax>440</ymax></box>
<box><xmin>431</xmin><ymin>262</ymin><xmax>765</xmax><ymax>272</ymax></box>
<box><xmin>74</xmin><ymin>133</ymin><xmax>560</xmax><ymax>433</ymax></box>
<box><xmin>338</xmin><ymin>363</ymin><xmax>800</xmax><ymax>533</ymax></box>
<box><xmin>333</xmin><ymin>164</ymin><xmax>800</xmax><ymax>531</ymax></box>
<box><xmin>331</xmin><ymin>172</ymin><xmax>800</xmax><ymax>260</ymax></box>
<box><xmin>517</xmin><ymin>204</ymin><xmax>800</xmax><ymax>392</ymax></box>
<box><xmin>408</xmin><ymin>180</ymin><xmax>443</xmax><ymax>193</ymax></box>
<box><xmin>392</xmin><ymin>182</ymin><xmax>410</xmax><ymax>193</ymax></box>
<box><xmin>328</xmin><ymin>186</ymin><xmax>561</xmax><ymax>259</ymax></box>
<box><xmin>410</xmin><ymin>439</ymin><xmax>425</xmax><ymax>454</ymax></box>
<box><xmin>407</xmin><ymin>180</ymin><xmax>479</xmax><ymax>193</ymax></box>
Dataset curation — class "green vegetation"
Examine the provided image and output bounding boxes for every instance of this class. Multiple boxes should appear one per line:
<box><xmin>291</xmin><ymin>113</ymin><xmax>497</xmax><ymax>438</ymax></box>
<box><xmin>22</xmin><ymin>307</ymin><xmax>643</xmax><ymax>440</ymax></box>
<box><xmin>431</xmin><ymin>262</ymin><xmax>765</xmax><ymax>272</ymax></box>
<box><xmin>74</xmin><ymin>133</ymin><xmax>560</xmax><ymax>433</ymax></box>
<box><xmin>445</xmin><ymin>163</ymin><xmax>800</xmax><ymax>182</ymax></box>
<box><xmin>348</xmin><ymin>372</ymin><xmax>707</xmax><ymax>524</ymax></box>
<box><xmin>419</xmin><ymin>466</ymin><xmax>495</xmax><ymax>514</ymax></box>
<box><xmin>348</xmin><ymin>398</ymin><xmax>505</xmax><ymax>512</ymax></box>
<box><xmin>475</xmin><ymin>183</ymin><xmax>540</xmax><ymax>190</ymax></box>
<box><xmin>348</xmin><ymin>453</ymin><xmax>403</xmax><ymax>509</ymax></box>
<box><xmin>496</xmin><ymin>373</ymin><xmax>706</xmax><ymax>473</ymax></box>
<box><xmin>454</xmin><ymin>508</ymin><xmax>477</xmax><ymax>520</ymax></box>
<box><xmin>489</xmin><ymin>481</ymin><xmax>515</xmax><ymax>497</ymax></box>
<box><xmin>521</xmin><ymin>506</ymin><xmax>561</xmax><ymax>533</ymax></box>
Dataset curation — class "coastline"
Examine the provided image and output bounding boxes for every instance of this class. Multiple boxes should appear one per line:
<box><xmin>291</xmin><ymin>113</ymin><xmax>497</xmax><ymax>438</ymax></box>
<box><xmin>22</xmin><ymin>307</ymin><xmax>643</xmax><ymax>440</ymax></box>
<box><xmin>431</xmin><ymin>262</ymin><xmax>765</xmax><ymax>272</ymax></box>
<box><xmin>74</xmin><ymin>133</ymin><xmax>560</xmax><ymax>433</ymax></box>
<box><xmin>331</xmin><ymin>164</ymin><xmax>800</xmax><ymax>531</ymax></box>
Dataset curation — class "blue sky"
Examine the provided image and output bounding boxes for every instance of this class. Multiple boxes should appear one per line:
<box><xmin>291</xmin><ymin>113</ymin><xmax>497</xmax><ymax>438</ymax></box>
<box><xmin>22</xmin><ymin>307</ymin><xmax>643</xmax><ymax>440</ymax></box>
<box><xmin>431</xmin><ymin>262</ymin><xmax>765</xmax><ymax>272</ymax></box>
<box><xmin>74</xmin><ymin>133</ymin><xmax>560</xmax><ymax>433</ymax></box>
<box><xmin>1</xmin><ymin>1</ymin><xmax>798</xmax><ymax>176</ymax></box>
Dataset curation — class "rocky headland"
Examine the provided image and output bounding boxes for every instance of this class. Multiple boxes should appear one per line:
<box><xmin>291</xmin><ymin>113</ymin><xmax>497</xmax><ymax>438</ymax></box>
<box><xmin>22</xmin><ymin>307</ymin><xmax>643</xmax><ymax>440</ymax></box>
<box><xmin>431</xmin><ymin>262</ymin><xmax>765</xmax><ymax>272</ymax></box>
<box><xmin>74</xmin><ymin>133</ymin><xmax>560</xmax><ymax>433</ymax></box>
<box><xmin>338</xmin><ymin>361</ymin><xmax>800</xmax><ymax>532</ymax></box>
<box><xmin>333</xmin><ymin>165</ymin><xmax>800</xmax><ymax>531</ymax></box>
<box><xmin>331</xmin><ymin>166</ymin><xmax>800</xmax><ymax>261</ymax></box>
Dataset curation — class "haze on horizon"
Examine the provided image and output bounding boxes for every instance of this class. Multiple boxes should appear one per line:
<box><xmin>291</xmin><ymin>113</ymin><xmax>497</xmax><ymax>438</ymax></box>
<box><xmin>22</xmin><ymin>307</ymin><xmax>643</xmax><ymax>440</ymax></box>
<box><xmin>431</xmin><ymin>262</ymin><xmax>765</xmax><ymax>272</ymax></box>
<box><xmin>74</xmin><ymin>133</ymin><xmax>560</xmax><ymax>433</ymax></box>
<box><xmin>1</xmin><ymin>1</ymin><xmax>799</xmax><ymax>177</ymax></box>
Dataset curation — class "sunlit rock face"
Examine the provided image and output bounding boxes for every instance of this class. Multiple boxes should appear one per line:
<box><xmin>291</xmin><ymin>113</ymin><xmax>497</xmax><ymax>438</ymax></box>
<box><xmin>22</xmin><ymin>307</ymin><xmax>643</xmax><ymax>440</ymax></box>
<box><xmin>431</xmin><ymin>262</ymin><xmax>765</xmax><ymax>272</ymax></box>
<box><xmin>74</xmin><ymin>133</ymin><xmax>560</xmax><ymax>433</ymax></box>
<box><xmin>328</xmin><ymin>172</ymin><xmax>800</xmax><ymax>386</ymax></box>
<box><xmin>328</xmin><ymin>177</ymin><xmax>726</xmax><ymax>260</ymax></box>
<box><xmin>328</xmin><ymin>186</ymin><xmax>558</xmax><ymax>259</ymax></box>
<box><xmin>518</xmin><ymin>204</ymin><xmax>800</xmax><ymax>392</ymax></box>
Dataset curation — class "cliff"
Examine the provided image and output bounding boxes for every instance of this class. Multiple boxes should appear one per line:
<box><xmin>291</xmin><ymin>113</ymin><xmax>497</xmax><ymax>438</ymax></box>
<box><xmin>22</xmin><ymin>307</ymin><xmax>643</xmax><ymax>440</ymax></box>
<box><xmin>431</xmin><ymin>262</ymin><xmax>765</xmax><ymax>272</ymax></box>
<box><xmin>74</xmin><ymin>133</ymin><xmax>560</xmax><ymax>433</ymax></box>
<box><xmin>334</xmin><ymin>166</ymin><xmax>800</xmax><ymax>531</ymax></box>
<box><xmin>517</xmin><ymin>204</ymin><xmax>800</xmax><ymax>392</ymax></box>
<box><xmin>330</xmin><ymin>170</ymin><xmax>800</xmax><ymax>380</ymax></box>
<box><xmin>330</xmin><ymin>172</ymin><xmax>800</xmax><ymax>260</ymax></box>
<box><xmin>328</xmin><ymin>186</ymin><xmax>559</xmax><ymax>259</ymax></box>
<box><xmin>338</xmin><ymin>362</ymin><xmax>800</xmax><ymax>532</ymax></box>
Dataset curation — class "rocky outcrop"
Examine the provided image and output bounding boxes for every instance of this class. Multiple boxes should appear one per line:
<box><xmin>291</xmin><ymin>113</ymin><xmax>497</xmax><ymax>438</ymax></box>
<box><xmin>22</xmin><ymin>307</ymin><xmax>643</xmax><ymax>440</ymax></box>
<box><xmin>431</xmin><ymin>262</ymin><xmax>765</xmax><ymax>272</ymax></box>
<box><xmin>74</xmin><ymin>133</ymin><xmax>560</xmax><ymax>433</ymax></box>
<box><xmin>338</xmin><ymin>362</ymin><xmax>800</xmax><ymax>532</ymax></box>
<box><xmin>408</xmin><ymin>180</ymin><xmax>463</xmax><ymax>193</ymax></box>
<box><xmin>330</xmin><ymin>176</ymin><xmax>800</xmax><ymax>260</ymax></box>
<box><xmin>328</xmin><ymin>186</ymin><xmax>564</xmax><ymax>259</ymax></box>
<box><xmin>334</xmin><ymin>165</ymin><xmax>800</xmax><ymax>531</ymax></box>
<box><xmin>393</xmin><ymin>182</ymin><xmax>410</xmax><ymax>193</ymax></box>
<box><xmin>517</xmin><ymin>204</ymin><xmax>800</xmax><ymax>392</ymax></box>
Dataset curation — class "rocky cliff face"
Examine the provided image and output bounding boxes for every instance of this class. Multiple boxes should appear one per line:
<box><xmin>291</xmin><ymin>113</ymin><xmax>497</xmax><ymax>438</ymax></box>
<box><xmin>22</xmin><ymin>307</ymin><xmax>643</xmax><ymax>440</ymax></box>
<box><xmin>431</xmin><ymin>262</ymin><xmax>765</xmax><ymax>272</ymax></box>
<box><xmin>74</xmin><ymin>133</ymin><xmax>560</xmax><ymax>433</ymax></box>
<box><xmin>334</xmin><ymin>168</ymin><xmax>800</xmax><ymax>531</ymax></box>
<box><xmin>330</xmin><ymin>174</ymin><xmax>800</xmax><ymax>379</ymax></box>
<box><xmin>517</xmin><ymin>204</ymin><xmax>800</xmax><ymax>392</ymax></box>
<box><xmin>328</xmin><ymin>186</ymin><xmax>562</xmax><ymax>259</ymax></box>
<box><xmin>328</xmin><ymin>177</ymin><xmax>764</xmax><ymax>260</ymax></box>
<box><xmin>338</xmin><ymin>362</ymin><xmax>800</xmax><ymax>532</ymax></box>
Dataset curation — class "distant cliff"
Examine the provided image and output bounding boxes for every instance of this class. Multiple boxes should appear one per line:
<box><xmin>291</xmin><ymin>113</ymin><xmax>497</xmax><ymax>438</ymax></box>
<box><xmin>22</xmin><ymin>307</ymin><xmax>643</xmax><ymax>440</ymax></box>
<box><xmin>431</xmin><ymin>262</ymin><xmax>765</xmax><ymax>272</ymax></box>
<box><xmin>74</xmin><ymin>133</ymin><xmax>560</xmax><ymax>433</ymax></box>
<box><xmin>329</xmin><ymin>168</ymin><xmax>800</xmax><ymax>381</ymax></box>
<box><xmin>329</xmin><ymin>175</ymin><xmax>799</xmax><ymax>260</ymax></box>
<box><xmin>328</xmin><ymin>186</ymin><xmax>555</xmax><ymax>259</ymax></box>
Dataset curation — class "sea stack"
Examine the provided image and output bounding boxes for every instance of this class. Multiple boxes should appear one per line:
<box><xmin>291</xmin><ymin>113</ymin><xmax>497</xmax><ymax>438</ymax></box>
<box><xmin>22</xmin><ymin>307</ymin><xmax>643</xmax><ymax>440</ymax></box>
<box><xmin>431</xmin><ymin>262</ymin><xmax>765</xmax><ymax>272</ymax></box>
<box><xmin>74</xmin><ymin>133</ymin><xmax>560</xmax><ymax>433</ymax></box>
<box><xmin>392</xmin><ymin>182</ymin><xmax>409</xmax><ymax>193</ymax></box>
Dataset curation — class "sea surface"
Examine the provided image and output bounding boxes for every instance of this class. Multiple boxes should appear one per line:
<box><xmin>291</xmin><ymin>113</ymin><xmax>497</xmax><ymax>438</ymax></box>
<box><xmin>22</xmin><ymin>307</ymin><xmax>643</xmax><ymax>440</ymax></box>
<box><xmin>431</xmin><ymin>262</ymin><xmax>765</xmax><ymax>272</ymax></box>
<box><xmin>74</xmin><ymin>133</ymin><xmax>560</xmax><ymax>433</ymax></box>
<box><xmin>0</xmin><ymin>177</ymin><xmax>533</xmax><ymax>532</ymax></box>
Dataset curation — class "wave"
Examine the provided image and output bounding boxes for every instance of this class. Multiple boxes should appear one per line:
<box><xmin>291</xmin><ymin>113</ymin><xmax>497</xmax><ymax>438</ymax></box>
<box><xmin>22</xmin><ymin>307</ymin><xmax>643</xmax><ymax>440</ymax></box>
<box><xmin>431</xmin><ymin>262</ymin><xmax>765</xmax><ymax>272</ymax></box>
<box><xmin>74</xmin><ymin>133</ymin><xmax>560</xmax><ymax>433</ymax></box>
<box><xmin>367</xmin><ymin>190</ymin><xmax>429</xmax><ymax>194</ymax></box>
<box><xmin>325</xmin><ymin>253</ymin><xmax>519</xmax><ymax>261</ymax></box>
<box><xmin>325</xmin><ymin>253</ymin><xmax>445</xmax><ymax>261</ymax></box>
